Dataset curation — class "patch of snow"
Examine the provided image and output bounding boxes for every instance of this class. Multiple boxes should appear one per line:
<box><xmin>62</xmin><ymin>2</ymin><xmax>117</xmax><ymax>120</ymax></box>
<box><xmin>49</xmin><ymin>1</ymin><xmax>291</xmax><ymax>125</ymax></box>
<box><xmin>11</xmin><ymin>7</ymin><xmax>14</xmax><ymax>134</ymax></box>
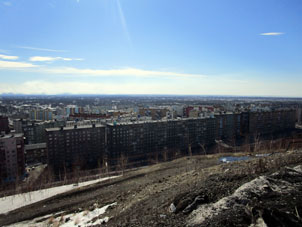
<box><xmin>293</xmin><ymin>165</ymin><xmax>302</xmax><ymax>173</ymax></box>
<box><xmin>5</xmin><ymin>211</ymin><xmax>65</xmax><ymax>227</ymax></box>
<box><xmin>5</xmin><ymin>202</ymin><xmax>117</xmax><ymax>227</ymax></box>
<box><xmin>93</xmin><ymin>216</ymin><xmax>110</xmax><ymax>225</ymax></box>
<box><xmin>169</xmin><ymin>203</ymin><xmax>176</xmax><ymax>213</ymax></box>
<box><xmin>188</xmin><ymin>165</ymin><xmax>302</xmax><ymax>226</ymax></box>
<box><xmin>59</xmin><ymin>202</ymin><xmax>116</xmax><ymax>227</ymax></box>
<box><xmin>221</xmin><ymin>158</ymin><xmax>228</xmax><ymax>163</ymax></box>
<box><xmin>0</xmin><ymin>176</ymin><xmax>120</xmax><ymax>214</ymax></box>
<box><xmin>249</xmin><ymin>217</ymin><xmax>268</xmax><ymax>227</ymax></box>
<box><xmin>255</xmin><ymin>154</ymin><xmax>271</xmax><ymax>157</ymax></box>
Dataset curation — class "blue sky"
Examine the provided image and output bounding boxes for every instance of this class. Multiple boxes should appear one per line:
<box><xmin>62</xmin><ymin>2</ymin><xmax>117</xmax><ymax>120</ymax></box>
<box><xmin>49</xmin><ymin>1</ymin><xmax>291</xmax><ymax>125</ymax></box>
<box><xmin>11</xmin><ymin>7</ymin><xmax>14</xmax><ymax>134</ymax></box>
<box><xmin>0</xmin><ymin>0</ymin><xmax>301</xmax><ymax>96</ymax></box>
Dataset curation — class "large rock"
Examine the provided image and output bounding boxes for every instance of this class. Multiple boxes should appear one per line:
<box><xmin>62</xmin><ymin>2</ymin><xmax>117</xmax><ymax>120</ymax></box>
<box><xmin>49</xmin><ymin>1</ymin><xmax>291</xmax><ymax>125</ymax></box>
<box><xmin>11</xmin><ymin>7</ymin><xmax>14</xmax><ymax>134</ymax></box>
<box><xmin>187</xmin><ymin>165</ymin><xmax>302</xmax><ymax>226</ymax></box>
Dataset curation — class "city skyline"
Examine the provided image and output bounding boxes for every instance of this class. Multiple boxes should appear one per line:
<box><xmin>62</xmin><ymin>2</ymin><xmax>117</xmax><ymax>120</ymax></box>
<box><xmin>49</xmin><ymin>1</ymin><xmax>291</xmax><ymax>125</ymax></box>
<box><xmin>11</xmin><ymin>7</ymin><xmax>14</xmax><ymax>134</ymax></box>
<box><xmin>0</xmin><ymin>0</ymin><xmax>301</xmax><ymax>97</ymax></box>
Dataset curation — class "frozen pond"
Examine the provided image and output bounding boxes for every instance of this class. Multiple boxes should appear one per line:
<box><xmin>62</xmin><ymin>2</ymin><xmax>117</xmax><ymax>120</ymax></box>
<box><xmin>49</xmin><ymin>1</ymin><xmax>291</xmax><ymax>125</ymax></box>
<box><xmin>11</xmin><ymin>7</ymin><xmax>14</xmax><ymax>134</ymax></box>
<box><xmin>219</xmin><ymin>156</ymin><xmax>251</xmax><ymax>163</ymax></box>
<box><xmin>219</xmin><ymin>153</ymin><xmax>272</xmax><ymax>163</ymax></box>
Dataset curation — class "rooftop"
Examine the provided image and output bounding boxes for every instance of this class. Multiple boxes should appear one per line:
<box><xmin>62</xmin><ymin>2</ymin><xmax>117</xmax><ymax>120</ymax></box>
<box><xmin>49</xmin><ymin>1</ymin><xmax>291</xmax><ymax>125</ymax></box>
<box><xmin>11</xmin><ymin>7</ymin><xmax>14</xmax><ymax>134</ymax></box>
<box><xmin>45</xmin><ymin>124</ymin><xmax>104</xmax><ymax>132</ymax></box>
<box><xmin>0</xmin><ymin>133</ymin><xmax>24</xmax><ymax>139</ymax></box>
<box><xmin>106</xmin><ymin>116</ymin><xmax>213</xmax><ymax>126</ymax></box>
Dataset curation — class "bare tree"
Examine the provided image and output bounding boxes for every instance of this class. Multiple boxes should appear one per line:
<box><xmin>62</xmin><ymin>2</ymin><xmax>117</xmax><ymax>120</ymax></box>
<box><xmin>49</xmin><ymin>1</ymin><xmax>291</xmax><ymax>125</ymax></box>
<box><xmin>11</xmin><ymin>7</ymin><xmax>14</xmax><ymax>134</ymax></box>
<box><xmin>163</xmin><ymin>148</ymin><xmax>168</xmax><ymax>162</ymax></box>
<box><xmin>188</xmin><ymin>143</ymin><xmax>192</xmax><ymax>156</ymax></box>
<box><xmin>253</xmin><ymin>133</ymin><xmax>260</xmax><ymax>153</ymax></box>
<box><xmin>199</xmin><ymin>143</ymin><xmax>206</xmax><ymax>155</ymax></box>
<box><xmin>118</xmin><ymin>153</ymin><xmax>128</xmax><ymax>175</ymax></box>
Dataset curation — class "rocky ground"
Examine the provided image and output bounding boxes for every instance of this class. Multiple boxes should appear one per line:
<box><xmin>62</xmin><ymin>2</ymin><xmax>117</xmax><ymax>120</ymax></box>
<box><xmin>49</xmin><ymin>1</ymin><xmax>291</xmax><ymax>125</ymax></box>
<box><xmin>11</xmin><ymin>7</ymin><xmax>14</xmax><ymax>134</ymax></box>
<box><xmin>1</xmin><ymin>150</ymin><xmax>302</xmax><ymax>227</ymax></box>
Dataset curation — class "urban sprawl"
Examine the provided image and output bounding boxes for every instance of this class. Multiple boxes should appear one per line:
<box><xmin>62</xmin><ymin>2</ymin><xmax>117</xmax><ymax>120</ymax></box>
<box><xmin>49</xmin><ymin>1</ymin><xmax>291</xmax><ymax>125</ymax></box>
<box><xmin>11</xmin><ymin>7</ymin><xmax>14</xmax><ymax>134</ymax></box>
<box><xmin>1</xmin><ymin>96</ymin><xmax>301</xmax><ymax>184</ymax></box>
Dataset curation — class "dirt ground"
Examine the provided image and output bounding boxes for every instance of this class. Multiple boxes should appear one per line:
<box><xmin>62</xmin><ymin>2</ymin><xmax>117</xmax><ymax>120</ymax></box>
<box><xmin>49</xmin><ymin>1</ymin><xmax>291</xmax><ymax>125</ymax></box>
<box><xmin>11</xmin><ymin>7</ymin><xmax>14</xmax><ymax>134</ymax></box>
<box><xmin>1</xmin><ymin>150</ymin><xmax>302</xmax><ymax>227</ymax></box>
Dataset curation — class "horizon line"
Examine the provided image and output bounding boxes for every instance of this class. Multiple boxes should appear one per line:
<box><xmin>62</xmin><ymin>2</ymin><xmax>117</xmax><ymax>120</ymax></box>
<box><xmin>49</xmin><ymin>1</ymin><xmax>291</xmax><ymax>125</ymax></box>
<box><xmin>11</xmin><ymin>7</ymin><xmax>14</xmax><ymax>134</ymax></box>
<box><xmin>0</xmin><ymin>93</ymin><xmax>301</xmax><ymax>99</ymax></box>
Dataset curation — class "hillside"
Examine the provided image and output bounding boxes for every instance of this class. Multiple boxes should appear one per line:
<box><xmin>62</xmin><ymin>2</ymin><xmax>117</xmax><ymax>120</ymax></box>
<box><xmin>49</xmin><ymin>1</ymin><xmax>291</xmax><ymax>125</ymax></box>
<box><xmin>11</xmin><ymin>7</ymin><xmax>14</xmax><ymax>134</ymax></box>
<box><xmin>1</xmin><ymin>150</ymin><xmax>302</xmax><ymax>227</ymax></box>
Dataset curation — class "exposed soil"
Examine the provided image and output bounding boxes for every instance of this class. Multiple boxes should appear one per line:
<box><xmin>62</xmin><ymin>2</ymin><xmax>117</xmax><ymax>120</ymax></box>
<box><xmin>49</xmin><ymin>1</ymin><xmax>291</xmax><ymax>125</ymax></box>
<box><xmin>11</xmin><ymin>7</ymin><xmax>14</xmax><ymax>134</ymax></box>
<box><xmin>1</xmin><ymin>150</ymin><xmax>302</xmax><ymax>227</ymax></box>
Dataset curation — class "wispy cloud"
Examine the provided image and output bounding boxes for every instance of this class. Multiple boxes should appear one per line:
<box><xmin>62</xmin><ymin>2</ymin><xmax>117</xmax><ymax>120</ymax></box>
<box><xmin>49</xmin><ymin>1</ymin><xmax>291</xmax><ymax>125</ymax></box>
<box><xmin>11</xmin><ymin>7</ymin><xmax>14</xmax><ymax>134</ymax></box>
<box><xmin>0</xmin><ymin>54</ymin><xmax>18</xmax><ymax>60</ymax></box>
<box><xmin>0</xmin><ymin>60</ymin><xmax>36</xmax><ymax>69</ymax></box>
<box><xmin>0</xmin><ymin>49</ymin><xmax>10</xmax><ymax>54</ymax></box>
<box><xmin>116</xmin><ymin>0</ymin><xmax>131</xmax><ymax>46</ymax></box>
<box><xmin>29</xmin><ymin>56</ymin><xmax>83</xmax><ymax>62</ymax></box>
<box><xmin>42</xmin><ymin>67</ymin><xmax>204</xmax><ymax>78</ymax></box>
<box><xmin>17</xmin><ymin>46</ymin><xmax>67</xmax><ymax>53</ymax></box>
<box><xmin>3</xmin><ymin>1</ymin><xmax>12</xmax><ymax>7</ymax></box>
<box><xmin>260</xmin><ymin>32</ymin><xmax>284</xmax><ymax>36</ymax></box>
<box><xmin>0</xmin><ymin>59</ymin><xmax>204</xmax><ymax>78</ymax></box>
<box><xmin>0</xmin><ymin>79</ymin><xmax>301</xmax><ymax>97</ymax></box>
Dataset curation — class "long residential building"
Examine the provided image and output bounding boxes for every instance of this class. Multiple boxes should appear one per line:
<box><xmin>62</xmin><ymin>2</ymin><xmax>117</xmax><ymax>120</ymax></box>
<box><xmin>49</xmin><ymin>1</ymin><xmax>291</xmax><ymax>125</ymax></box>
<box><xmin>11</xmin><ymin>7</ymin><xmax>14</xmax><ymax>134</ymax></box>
<box><xmin>46</xmin><ymin>124</ymin><xmax>106</xmax><ymax>175</ymax></box>
<box><xmin>45</xmin><ymin>109</ymin><xmax>296</xmax><ymax>174</ymax></box>
<box><xmin>107</xmin><ymin>117</ymin><xmax>216</xmax><ymax>166</ymax></box>
<box><xmin>248</xmin><ymin>110</ymin><xmax>296</xmax><ymax>136</ymax></box>
<box><xmin>214</xmin><ymin>112</ymin><xmax>241</xmax><ymax>143</ymax></box>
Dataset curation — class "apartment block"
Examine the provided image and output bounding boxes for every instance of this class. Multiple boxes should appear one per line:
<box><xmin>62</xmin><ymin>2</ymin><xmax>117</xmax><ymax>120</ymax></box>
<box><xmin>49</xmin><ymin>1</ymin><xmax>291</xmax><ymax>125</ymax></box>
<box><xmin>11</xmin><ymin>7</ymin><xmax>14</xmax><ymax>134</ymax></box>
<box><xmin>24</xmin><ymin>143</ymin><xmax>47</xmax><ymax>164</ymax></box>
<box><xmin>45</xmin><ymin>109</ymin><xmax>295</xmax><ymax>173</ymax></box>
<box><xmin>138</xmin><ymin>108</ymin><xmax>169</xmax><ymax>120</ymax></box>
<box><xmin>30</xmin><ymin>109</ymin><xmax>53</xmax><ymax>121</ymax></box>
<box><xmin>106</xmin><ymin>117</ymin><xmax>216</xmax><ymax>166</ymax></box>
<box><xmin>46</xmin><ymin>124</ymin><xmax>106</xmax><ymax>175</ymax></box>
<box><xmin>215</xmin><ymin>112</ymin><xmax>241</xmax><ymax>143</ymax></box>
<box><xmin>65</xmin><ymin>106</ymin><xmax>84</xmax><ymax>116</ymax></box>
<box><xmin>0</xmin><ymin>116</ymin><xmax>9</xmax><ymax>134</ymax></box>
<box><xmin>14</xmin><ymin>120</ymin><xmax>65</xmax><ymax>144</ymax></box>
<box><xmin>297</xmin><ymin>108</ymin><xmax>302</xmax><ymax>124</ymax></box>
<box><xmin>248</xmin><ymin>110</ymin><xmax>296</xmax><ymax>136</ymax></box>
<box><xmin>0</xmin><ymin>133</ymin><xmax>25</xmax><ymax>183</ymax></box>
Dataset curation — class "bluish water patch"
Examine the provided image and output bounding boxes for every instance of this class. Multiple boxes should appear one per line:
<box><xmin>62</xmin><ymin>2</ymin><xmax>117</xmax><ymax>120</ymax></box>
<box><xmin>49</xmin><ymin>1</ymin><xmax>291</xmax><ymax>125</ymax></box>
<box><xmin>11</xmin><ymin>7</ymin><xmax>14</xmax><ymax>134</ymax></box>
<box><xmin>219</xmin><ymin>156</ymin><xmax>251</xmax><ymax>163</ymax></box>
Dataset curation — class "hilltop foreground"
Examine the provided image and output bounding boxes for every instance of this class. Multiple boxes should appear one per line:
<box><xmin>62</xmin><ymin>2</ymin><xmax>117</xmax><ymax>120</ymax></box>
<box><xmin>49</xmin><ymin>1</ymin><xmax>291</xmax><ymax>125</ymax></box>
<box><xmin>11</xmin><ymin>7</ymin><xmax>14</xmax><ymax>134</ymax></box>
<box><xmin>1</xmin><ymin>150</ymin><xmax>302</xmax><ymax>227</ymax></box>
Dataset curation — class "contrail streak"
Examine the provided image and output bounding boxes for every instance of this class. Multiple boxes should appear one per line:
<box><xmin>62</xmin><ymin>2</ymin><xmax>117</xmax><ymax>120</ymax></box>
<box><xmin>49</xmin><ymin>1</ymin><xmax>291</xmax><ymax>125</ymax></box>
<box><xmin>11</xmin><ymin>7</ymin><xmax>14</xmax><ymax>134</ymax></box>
<box><xmin>116</xmin><ymin>0</ymin><xmax>132</xmax><ymax>47</ymax></box>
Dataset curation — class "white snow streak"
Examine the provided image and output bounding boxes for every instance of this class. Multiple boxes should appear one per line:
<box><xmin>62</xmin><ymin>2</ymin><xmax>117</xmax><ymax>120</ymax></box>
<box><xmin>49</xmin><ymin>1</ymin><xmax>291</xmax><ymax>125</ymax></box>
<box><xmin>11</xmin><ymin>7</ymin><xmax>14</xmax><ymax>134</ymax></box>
<box><xmin>0</xmin><ymin>176</ymin><xmax>119</xmax><ymax>214</ymax></box>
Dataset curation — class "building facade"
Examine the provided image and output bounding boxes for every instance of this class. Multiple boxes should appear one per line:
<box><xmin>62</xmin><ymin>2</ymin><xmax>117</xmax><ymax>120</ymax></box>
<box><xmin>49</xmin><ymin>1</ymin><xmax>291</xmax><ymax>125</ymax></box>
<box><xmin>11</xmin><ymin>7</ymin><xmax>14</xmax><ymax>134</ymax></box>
<box><xmin>106</xmin><ymin>117</ymin><xmax>216</xmax><ymax>166</ymax></box>
<box><xmin>14</xmin><ymin>120</ymin><xmax>65</xmax><ymax>144</ymax></box>
<box><xmin>297</xmin><ymin>108</ymin><xmax>302</xmax><ymax>125</ymax></box>
<box><xmin>0</xmin><ymin>116</ymin><xmax>9</xmax><ymax>134</ymax></box>
<box><xmin>248</xmin><ymin>110</ymin><xmax>296</xmax><ymax>137</ymax></box>
<box><xmin>138</xmin><ymin>108</ymin><xmax>169</xmax><ymax>120</ymax></box>
<box><xmin>45</xmin><ymin>109</ymin><xmax>296</xmax><ymax>174</ymax></box>
<box><xmin>215</xmin><ymin>113</ymin><xmax>241</xmax><ymax>143</ymax></box>
<box><xmin>30</xmin><ymin>109</ymin><xmax>53</xmax><ymax>121</ymax></box>
<box><xmin>0</xmin><ymin>133</ymin><xmax>25</xmax><ymax>183</ymax></box>
<box><xmin>24</xmin><ymin>143</ymin><xmax>47</xmax><ymax>164</ymax></box>
<box><xmin>46</xmin><ymin>124</ymin><xmax>106</xmax><ymax>175</ymax></box>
